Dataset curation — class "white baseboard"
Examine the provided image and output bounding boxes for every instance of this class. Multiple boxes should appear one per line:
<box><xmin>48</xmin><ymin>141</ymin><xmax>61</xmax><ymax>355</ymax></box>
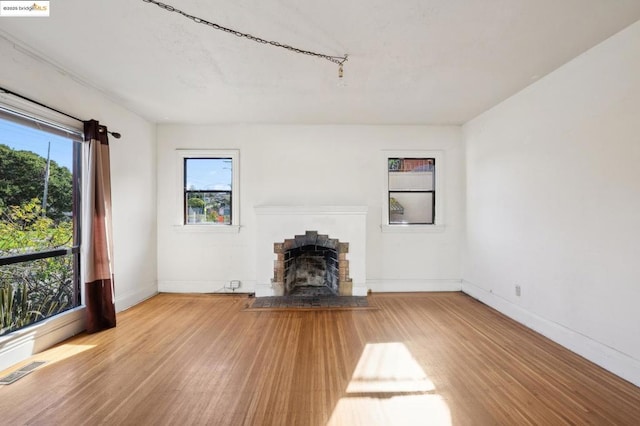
<box><xmin>158</xmin><ymin>280</ymin><xmax>256</xmax><ymax>294</ymax></box>
<box><xmin>115</xmin><ymin>281</ymin><xmax>158</xmax><ymax>312</ymax></box>
<box><xmin>352</xmin><ymin>284</ymin><xmax>368</xmax><ymax>296</ymax></box>
<box><xmin>367</xmin><ymin>279</ymin><xmax>462</xmax><ymax>293</ymax></box>
<box><xmin>164</xmin><ymin>278</ymin><xmax>463</xmax><ymax>295</ymax></box>
<box><xmin>0</xmin><ymin>307</ymin><xmax>86</xmax><ymax>372</ymax></box>
<box><xmin>462</xmin><ymin>280</ymin><xmax>640</xmax><ymax>388</ymax></box>
<box><xmin>254</xmin><ymin>283</ymin><xmax>274</xmax><ymax>297</ymax></box>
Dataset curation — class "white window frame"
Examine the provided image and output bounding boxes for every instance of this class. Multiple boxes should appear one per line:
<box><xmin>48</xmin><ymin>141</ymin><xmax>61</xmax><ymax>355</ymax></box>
<box><xmin>381</xmin><ymin>150</ymin><xmax>445</xmax><ymax>233</ymax></box>
<box><xmin>175</xmin><ymin>149</ymin><xmax>240</xmax><ymax>233</ymax></box>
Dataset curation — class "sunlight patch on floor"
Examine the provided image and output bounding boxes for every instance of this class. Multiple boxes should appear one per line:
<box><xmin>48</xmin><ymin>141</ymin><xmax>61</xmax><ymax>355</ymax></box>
<box><xmin>346</xmin><ymin>342</ymin><xmax>435</xmax><ymax>393</ymax></box>
<box><xmin>328</xmin><ymin>394</ymin><xmax>451</xmax><ymax>426</ymax></box>
<box><xmin>36</xmin><ymin>343</ymin><xmax>95</xmax><ymax>364</ymax></box>
<box><xmin>10</xmin><ymin>343</ymin><xmax>95</xmax><ymax>373</ymax></box>
<box><xmin>328</xmin><ymin>342</ymin><xmax>451</xmax><ymax>426</ymax></box>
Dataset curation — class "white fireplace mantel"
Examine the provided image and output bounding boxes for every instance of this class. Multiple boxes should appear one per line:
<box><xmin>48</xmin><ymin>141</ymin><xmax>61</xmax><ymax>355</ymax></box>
<box><xmin>254</xmin><ymin>205</ymin><xmax>368</xmax><ymax>297</ymax></box>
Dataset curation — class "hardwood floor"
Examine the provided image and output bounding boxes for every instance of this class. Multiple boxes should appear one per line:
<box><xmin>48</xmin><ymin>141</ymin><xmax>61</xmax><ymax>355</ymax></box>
<box><xmin>1</xmin><ymin>292</ymin><xmax>639</xmax><ymax>425</ymax></box>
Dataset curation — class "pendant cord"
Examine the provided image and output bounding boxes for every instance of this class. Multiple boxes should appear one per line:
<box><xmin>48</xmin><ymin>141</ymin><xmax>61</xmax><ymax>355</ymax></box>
<box><xmin>141</xmin><ymin>0</ymin><xmax>348</xmax><ymax>75</ymax></box>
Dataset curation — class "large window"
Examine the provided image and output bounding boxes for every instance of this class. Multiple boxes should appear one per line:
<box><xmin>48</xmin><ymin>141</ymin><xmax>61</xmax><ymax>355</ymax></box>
<box><xmin>177</xmin><ymin>149</ymin><xmax>239</xmax><ymax>229</ymax></box>
<box><xmin>0</xmin><ymin>108</ymin><xmax>82</xmax><ymax>336</ymax></box>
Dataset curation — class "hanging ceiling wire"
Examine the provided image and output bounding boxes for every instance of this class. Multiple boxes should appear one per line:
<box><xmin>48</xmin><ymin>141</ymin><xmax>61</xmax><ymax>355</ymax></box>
<box><xmin>141</xmin><ymin>0</ymin><xmax>349</xmax><ymax>77</ymax></box>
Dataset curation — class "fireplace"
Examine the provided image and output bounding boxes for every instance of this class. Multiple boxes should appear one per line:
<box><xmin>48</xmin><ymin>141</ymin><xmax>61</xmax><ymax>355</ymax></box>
<box><xmin>273</xmin><ymin>231</ymin><xmax>352</xmax><ymax>296</ymax></box>
<box><xmin>254</xmin><ymin>205</ymin><xmax>367</xmax><ymax>297</ymax></box>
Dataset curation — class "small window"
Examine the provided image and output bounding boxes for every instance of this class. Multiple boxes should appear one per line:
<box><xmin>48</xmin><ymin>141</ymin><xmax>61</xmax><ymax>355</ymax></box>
<box><xmin>184</xmin><ymin>158</ymin><xmax>232</xmax><ymax>225</ymax></box>
<box><xmin>177</xmin><ymin>149</ymin><xmax>239</xmax><ymax>229</ymax></box>
<box><xmin>388</xmin><ymin>158</ymin><xmax>435</xmax><ymax>225</ymax></box>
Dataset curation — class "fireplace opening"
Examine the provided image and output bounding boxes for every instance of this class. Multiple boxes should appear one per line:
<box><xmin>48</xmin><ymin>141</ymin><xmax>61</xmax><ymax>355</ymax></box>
<box><xmin>285</xmin><ymin>246</ymin><xmax>337</xmax><ymax>296</ymax></box>
<box><xmin>273</xmin><ymin>231</ymin><xmax>352</xmax><ymax>297</ymax></box>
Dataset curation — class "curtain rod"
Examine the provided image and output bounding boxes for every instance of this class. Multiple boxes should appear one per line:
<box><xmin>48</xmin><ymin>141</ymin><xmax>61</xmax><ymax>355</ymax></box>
<box><xmin>0</xmin><ymin>86</ymin><xmax>122</xmax><ymax>139</ymax></box>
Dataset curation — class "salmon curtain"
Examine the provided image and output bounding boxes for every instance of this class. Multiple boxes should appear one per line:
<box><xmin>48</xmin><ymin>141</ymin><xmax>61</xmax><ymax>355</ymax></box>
<box><xmin>83</xmin><ymin>119</ymin><xmax>116</xmax><ymax>333</ymax></box>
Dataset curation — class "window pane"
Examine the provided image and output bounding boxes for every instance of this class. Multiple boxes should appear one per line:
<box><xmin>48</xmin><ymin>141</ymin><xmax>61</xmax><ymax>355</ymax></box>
<box><xmin>388</xmin><ymin>158</ymin><xmax>434</xmax><ymax>191</ymax></box>
<box><xmin>0</xmin><ymin>114</ymin><xmax>80</xmax><ymax>336</ymax></box>
<box><xmin>0</xmin><ymin>254</ymin><xmax>76</xmax><ymax>335</ymax></box>
<box><xmin>184</xmin><ymin>158</ymin><xmax>233</xmax><ymax>225</ymax></box>
<box><xmin>185</xmin><ymin>158</ymin><xmax>232</xmax><ymax>191</ymax></box>
<box><xmin>0</xmin><ymin>119</ymin><xmax>76</xmax><ymax>252</ymax></box>
<box><xmin>185</xmin><ymin>191</ymin><xmax>231</xmax><ymax>224</ymax></box>
<box><xmin>388</xmin><ymin>158</ymin><xmax>434</xmax><ymax>173</ymax></box>
<box><xmin>389</xmin><ymin>192</ymin><xmax>434</xmax><ymax>224</ymax></box>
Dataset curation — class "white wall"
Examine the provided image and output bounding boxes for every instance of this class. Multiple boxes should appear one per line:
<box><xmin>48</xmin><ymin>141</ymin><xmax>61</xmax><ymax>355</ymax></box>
<box><xmin>462</xmin><ymin>21</ymin><xmax>640</xmax><ymax>386</ymax></box>
<box><xmin>157</xmin><ymin>125</ymin><xmax>464</xmax><ymax>294</ymax></box>
<box><xmin>0</xmin><ymin>35</ymin><xmax>157</xmax><ymax>370</ymax></box>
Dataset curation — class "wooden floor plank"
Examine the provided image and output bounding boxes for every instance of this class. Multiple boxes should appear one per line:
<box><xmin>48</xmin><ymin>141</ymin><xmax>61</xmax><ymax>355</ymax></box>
<box><xmin>1</xmin><ymin>292</ymin><xmax>639</xmax><ymax>425</ymax></box>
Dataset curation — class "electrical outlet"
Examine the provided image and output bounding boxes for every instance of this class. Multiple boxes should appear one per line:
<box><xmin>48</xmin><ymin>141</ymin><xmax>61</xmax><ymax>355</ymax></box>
<box><xmin>515</xmin><ymin>285</ymin><xmax>521</xmax><ymax>297</ymax></box>
<box><xmin>227</xmin><ymin>280</ymin><xmax>241</xmax><ymax>290</ymax></box>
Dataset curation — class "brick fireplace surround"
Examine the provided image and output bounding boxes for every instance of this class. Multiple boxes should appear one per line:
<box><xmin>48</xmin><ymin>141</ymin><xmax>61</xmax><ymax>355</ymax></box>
<box><xmin>254</xmin><ymin>206</ymin><xmax>367</xmax><ymax>297</ymax></box>
<box><xmin>273</xmin><ymin>231</ymin><xmax>353</xmax><ymax>296</ymax></box>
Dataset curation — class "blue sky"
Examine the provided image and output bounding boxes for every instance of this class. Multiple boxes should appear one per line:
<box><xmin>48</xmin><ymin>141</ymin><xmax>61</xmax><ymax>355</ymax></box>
<box><xmin>0</xmin><ymin>117</ymin><xmax>232</xmax><ymax>189</ymax></box>
<box><xmin>0</xmin><ymin>118</ymin><xmax>74</xmax><ymax>171</ymax></box>
<box><xmin>186</xmin><ymin>158</ymin><xmax>232</xmax><ymax>191</ymax></box>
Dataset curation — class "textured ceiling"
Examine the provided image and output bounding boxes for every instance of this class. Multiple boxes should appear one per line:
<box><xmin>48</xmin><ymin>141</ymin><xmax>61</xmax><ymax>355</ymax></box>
<box><xmin>1</xmin><ymin>0</ymin><xmax>640</xmax><ymax>124</ymax></box>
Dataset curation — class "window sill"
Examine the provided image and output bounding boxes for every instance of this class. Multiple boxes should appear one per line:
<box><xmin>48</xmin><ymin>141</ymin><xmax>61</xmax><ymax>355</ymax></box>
<box><xmin>173</xmin><ymin>224</ymin><xmax>241</xmax><ymax>233</ymax></box>
<box><xmin>381</xmin><ymin>224</ymin><xmax>445</xmax><ymax>233</ymax></box>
